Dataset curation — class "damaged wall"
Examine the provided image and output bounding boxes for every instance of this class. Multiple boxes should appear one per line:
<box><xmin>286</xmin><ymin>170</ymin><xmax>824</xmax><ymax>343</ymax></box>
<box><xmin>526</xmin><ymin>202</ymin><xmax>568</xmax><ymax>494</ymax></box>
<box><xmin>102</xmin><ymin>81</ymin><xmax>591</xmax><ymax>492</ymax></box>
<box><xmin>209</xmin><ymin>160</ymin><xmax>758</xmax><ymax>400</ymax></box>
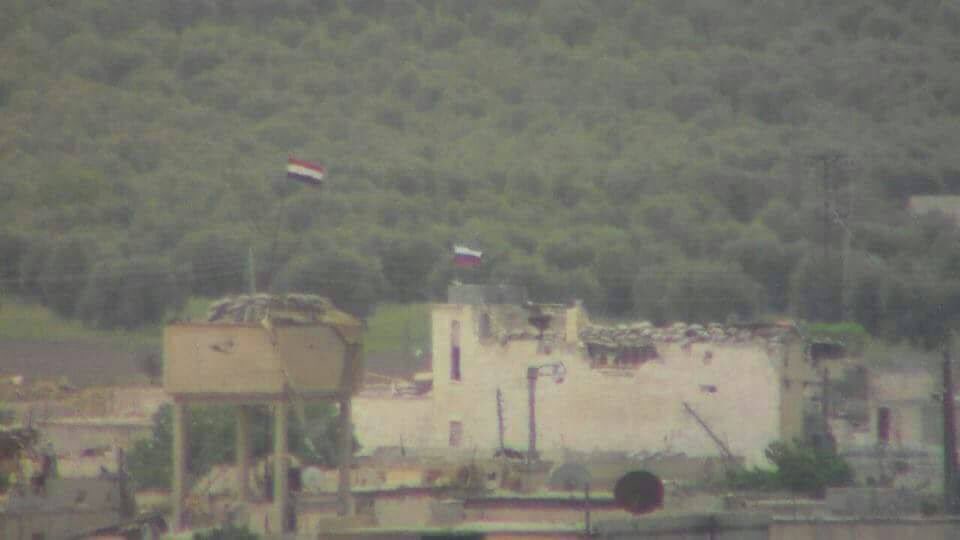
<box><xmin>424</xmin><ymin>304</ymin><xmax>785</xmax><ymax>466</ymax></box>
<box><xmin>352</xmin><ymin>396</ymin><xmax>434</xmax><ymax>454</ymax></box>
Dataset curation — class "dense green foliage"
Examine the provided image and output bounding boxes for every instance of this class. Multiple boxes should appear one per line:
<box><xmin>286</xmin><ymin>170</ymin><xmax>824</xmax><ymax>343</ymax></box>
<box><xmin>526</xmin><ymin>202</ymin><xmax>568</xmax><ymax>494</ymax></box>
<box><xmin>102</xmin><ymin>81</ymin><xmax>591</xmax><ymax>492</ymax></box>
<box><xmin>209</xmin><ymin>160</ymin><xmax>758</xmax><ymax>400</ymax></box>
<box><xmin>727</xmin><ymin>439</ymin><xmax>854</xmax><ymax>496</ymax></box>
<box><xmin>2</xmin><ymin>1</ymin><xmax>960</xmax><ymax>344</ymax></box>
<box><xmin>127</xmin><ymin>402</ymin><xmax>356</xmax><ymax>489</ymax></box>
<box><xmin>193</xmin><ymin>524</ymin><xmax>259</xmax><ymax>540</ymax></box>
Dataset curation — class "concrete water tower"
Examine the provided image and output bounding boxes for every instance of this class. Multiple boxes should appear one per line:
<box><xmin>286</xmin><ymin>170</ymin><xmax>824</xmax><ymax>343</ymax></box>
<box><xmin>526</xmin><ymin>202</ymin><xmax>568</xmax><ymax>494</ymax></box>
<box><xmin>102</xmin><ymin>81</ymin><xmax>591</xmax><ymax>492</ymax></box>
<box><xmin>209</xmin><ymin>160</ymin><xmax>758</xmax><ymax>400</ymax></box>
<box><xmin>163</xmin><ymin>294</ymin><xmax>364</xmax><ymax>533</ymax></box>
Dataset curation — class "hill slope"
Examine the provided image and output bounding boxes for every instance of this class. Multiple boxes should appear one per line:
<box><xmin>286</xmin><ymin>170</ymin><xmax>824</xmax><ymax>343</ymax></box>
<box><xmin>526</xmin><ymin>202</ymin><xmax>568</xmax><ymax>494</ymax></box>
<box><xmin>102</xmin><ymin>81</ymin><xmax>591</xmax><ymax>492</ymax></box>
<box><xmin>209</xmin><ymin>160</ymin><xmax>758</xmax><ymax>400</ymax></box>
<box><xmin>2</xmin><ymin>1</ymin><xmax>960</xmax><ymax>343</ymax></box>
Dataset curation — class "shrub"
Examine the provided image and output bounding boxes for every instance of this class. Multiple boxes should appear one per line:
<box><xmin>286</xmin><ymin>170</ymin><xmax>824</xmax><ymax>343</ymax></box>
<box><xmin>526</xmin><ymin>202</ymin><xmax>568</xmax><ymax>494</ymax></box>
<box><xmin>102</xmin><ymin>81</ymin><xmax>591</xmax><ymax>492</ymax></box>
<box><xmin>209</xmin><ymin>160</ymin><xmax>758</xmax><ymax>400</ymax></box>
<box><xmin>193</xmin><ymin>524</ymin><xmax>259</xmax><ymax>540</ymax></box>
<box><xmin>727</xmin><ymin>440</ymin><xmax>853</xmax><ymax>497</ymax></box>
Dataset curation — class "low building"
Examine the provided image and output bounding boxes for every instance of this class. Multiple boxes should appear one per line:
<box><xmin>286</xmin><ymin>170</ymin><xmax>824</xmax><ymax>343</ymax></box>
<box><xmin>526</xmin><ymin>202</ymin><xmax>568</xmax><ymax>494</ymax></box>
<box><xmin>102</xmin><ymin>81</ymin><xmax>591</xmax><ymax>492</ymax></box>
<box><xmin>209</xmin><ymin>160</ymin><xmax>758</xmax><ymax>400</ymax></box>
<box><xmin>830</xmin><ymin>366</ymin><xmax>946</xmax><ymax>490</ymax></box>
<box><xmin>0</xmin><ymin>426</ymin><xmax>138</xmax><ymax>540</ymax></box>
<box><xmin>352</xmin><ymin>286</ymin><xmax>844</xmax><ymax>470</ymax></box>
<box><xmin>0</xmin><ymin>476</ymin><xmax>135</xmax><ymax>540</ymax></box>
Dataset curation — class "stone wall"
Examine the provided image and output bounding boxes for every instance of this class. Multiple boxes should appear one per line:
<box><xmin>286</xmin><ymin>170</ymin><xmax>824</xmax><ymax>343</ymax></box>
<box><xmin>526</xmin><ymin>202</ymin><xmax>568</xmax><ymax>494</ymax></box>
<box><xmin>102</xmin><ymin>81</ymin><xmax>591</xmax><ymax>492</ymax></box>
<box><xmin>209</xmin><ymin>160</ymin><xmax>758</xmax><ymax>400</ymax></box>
<box><xmin>430</xmin><ymin>304</ymin><xmax>784</xmax><ymax>466</ymax></box>
<box><xmin>352</xmin><ymin>396</ymin><xmax>434</xmax><ymax>454</ymax></box>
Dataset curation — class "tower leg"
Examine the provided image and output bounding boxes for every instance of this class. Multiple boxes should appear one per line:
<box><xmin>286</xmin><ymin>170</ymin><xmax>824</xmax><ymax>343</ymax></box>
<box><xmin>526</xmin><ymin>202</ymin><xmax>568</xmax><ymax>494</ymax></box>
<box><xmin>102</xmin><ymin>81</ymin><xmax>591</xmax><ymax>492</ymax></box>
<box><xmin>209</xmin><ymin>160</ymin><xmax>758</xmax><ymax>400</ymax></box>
<box><xmin>172</xmin><ymin>401</ymin><xmax>189</xmax><ymax>531</ymax></box>
<box><xmin>237</xmin><ymin>405</ymin><xmax>251</xmax><ymax>503</ymax></box>
<box><xmin>273</xmin><ymin>401</ymin><xmax>289</xmax><ymax>532</ymax></box>
<box><xmin>338</xmin><ymin>396</ymin><xmax>354</xmax><ymax>516</ymax></box>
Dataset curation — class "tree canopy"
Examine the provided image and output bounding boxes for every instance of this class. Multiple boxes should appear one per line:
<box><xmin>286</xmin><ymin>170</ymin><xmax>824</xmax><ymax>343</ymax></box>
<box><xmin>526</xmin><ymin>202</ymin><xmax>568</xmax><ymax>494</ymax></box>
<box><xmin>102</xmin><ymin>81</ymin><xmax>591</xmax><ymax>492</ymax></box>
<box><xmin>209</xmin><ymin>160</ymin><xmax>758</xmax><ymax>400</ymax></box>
<box><xmin>2</xmin><ymin>1</ymin><xmax>960</xmax><ymax>344</ymax></box>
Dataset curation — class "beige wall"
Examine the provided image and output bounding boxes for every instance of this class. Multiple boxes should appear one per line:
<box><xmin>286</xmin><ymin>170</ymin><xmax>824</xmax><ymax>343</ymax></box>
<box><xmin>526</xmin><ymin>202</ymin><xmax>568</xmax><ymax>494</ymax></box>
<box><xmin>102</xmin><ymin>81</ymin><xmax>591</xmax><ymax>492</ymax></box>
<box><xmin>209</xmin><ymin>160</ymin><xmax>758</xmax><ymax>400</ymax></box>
<box><xmin>833</xmin><ymin>369</ymin><xmax>941</xmax><ymax>452</ymax></box>
<box><xmin>777</xmin><ymin>341</ymin><xmax>808</xmax><ymax>443</ymax></box>
<box><xmin>772</xmin><ymin>520</ymin><xmax>960</xmax><ymax>540</ymax></box>
<box><xmin>164</xmin><ymin>323</ymin><xmax>353</xmax><ymax>398</ymax></box>
<box><xmin>465</xmin><ymin>506</ymin><xmax>625</xmax><ymax>523</ymax></box>
<box><xmin>352</xmin><ymin>397</ymin><xmax>434</xmax><ymax>455</ymax></box>
<box><xmin>37</xmin><ymin>419</ymin><xmax>151</xmax><ymax>456</ymax></box>
<box><xmin>0</xmin><ymin>509</ymin><xmax>125</xmax><ymax>540</ymax></box>
<box><xmin>429</xmin><ymin>305</ymin><xmax>783</xmax><ymax>466</ymax></box>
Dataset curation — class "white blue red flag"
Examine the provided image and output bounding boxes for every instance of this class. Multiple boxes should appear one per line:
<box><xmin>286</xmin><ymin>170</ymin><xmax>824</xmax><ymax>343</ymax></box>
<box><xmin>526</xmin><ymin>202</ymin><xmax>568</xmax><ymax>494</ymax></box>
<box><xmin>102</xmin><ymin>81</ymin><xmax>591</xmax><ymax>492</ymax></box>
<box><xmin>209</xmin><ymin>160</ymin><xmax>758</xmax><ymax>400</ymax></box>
<box><xmin>287</xmin><ymin>157</ymin><xmax>325</xmax><ymax>186</ymax></box>
<box><xmin>453</xmin><ymin>245</ymin><xmax>482</xmax><ymax>268</ymax></box>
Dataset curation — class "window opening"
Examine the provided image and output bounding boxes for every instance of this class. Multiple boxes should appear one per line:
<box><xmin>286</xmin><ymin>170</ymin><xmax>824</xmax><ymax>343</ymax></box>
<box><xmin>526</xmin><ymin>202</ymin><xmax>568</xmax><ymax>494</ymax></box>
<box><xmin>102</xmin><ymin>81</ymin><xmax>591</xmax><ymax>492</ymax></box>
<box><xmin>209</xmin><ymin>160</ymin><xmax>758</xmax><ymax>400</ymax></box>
<box><xmin>451</xmin><ymin>320</ymin><xmax>461</xmax><ymax>381</ymax></box>
<box><xmin>478</xmin><ymin>313</ymin><xmax>492</xmax><ymax>339</ymax></box>
<box><xmin>877</xmin><ymin>407</ymin><xmax>891</xmax><ymax>445</ymax></box>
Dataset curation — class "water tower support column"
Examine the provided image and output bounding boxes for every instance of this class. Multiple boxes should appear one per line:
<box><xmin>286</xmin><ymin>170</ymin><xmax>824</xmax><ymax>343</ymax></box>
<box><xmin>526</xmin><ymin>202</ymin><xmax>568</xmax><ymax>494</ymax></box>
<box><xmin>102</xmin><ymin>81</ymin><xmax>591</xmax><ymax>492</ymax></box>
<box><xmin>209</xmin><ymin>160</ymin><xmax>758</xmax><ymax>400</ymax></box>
<box><xmin>236</xmin><ymin>405</ymin><xmax>251</xmax><ymax>502</ymax></box>
<box><xmin>338</xmin><ymin>394</ymin><xmax>354</xmax><ymax>516</ymax></box>
<box><xmin>273</xmin><ymin>400</ymin><xmax>289</xmax><ymax>532</ymax></box>
<box><xmin>172</xmin><ymin>400</ymin><xmax>189</xmax><ymax>530</ymax></box>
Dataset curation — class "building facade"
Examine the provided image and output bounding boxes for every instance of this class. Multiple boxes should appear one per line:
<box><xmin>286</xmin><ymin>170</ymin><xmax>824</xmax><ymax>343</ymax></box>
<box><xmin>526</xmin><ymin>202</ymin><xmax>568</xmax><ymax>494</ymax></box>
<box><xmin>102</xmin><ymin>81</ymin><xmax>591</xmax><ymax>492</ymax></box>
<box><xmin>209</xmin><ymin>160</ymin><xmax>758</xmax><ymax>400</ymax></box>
<box><xmin>353</xmin><ymin>289</ymin><xmax>834</xmax><ymax>467</ymax></box>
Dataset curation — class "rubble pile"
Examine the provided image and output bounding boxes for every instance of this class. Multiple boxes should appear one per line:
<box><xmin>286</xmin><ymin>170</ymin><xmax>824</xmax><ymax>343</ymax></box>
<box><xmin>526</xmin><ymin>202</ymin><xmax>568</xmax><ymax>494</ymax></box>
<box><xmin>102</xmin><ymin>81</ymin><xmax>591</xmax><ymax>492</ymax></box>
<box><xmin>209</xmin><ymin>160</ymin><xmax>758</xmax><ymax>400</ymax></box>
<box><xmin>579</xmin><ymin>321</ymin><xmax>793</xmax><ymax>349</ymax></box>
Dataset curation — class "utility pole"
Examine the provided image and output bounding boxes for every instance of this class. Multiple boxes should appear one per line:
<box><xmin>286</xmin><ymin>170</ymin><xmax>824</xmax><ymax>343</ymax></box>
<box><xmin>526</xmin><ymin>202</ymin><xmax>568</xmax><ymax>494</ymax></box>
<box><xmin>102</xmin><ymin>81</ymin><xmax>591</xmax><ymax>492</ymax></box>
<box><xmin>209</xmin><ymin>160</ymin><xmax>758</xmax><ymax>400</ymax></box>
<box><xmin>526</xmin><ymin>362</ymin><xmax>566</xmax><ymax>463</ymax></box>
<box><xmin>527</xmin><ymin>367</ymin><xmax>538</xmax><ymax>462</ymax></box>
<box><xmin>944</xmin><ymin>339</ymin><xmax>958</xmax><ymax>514</ymax></box>
<box><xmin>497</xmin><ymin>387</ymin><xmax>506</xmax><ymax>452</ymax></box>
<box><xmin>840</xmin><ymin>175</ymin><xmax>855</xmax><ymax>322</ymax></box>
<box><xmin>815</xmin><ymin>152</ymin><xmax>845</xmax><ymax>322</ymax></box>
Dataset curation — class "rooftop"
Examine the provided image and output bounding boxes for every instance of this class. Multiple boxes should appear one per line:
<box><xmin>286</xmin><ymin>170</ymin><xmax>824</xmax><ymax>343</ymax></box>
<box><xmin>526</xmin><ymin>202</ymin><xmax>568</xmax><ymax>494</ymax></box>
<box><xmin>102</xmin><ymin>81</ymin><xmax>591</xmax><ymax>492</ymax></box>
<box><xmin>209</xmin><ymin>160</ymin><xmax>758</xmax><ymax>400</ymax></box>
<box><xmin>579</xmin><ymin>321</ymin><xmax>796</xmax><ymax>350</ymax></box>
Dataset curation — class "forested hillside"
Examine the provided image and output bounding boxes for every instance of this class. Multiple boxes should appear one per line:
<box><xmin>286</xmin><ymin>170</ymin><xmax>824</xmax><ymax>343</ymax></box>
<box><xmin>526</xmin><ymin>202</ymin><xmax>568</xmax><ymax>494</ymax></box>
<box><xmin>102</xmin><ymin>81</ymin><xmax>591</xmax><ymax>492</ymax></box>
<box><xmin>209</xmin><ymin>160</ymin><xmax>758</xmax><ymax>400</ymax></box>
<box><xmin>2</xmin><ymin>0</ymin><xmax>960</xmax><ymax>346</ymax></box>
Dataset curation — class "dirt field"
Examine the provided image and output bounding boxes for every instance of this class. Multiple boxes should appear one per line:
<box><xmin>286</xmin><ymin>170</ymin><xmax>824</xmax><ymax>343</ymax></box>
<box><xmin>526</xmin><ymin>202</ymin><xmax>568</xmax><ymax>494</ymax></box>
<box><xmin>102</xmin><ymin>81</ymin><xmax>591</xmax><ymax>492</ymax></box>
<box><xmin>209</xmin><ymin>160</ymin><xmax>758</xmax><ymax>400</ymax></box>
<box><xmin>0</xmin><ymin>340</ymin><xmax>147</xmax><ymax>388</ymax></box>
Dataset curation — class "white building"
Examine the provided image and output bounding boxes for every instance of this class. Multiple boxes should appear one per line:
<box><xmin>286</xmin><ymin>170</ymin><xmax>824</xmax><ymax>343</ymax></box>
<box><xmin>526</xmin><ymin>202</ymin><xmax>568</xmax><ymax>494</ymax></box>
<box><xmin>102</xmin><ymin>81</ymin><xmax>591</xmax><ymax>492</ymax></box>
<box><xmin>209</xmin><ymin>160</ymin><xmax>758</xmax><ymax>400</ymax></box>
<box><xmin>354</xmin><ymin>287</ymin><xmax>820</xmax><ymax>467</ymax></box>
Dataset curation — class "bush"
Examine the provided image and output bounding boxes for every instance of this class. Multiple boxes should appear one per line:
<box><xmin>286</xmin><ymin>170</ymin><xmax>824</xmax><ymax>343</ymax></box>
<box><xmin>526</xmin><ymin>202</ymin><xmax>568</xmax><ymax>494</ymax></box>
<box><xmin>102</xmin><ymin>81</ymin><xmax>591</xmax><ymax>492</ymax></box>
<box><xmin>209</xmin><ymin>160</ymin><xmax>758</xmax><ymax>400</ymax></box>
<box><xmin>727</xmin><ymin>440</ymin><xmax>853</xmax><ymax>497</ymax></box>
<box><xmin>193</xmin><ymin>524</ymin><xmax>259</xmax><ymax>540</ymax></box>
<box><xmin>127</xmin><ymin>402</ymin><xmax>355</xmax><ymax>489</ymax></box>
<box><xmin>804</xmin><ymin>322</ymin><xmax>869</xmax><ymax>355</ymax></box>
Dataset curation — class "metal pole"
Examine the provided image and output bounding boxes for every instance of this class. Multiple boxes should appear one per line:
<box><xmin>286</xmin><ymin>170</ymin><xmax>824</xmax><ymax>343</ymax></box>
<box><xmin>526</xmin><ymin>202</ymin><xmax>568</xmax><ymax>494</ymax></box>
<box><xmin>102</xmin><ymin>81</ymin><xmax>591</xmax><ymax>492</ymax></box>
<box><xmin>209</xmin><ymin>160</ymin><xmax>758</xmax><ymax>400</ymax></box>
<box><xmin>236</xmin><ymin>405</ymin><xmax>251</xmax><ymax>502</ymax></box>
<box><xmin>944</xmin><ymin>342</ymin><xmax>958</xmax><ymax>514</ymax></box>
<box><xmin>584</xmin><ymin>483</ymin><xmax>591</xmax><ymax>536</ymax></box>
<box><xmin>527</xmin><ymin>367</ymin><xmax>538</xmax><ymax>462</ymax></box>
<box><xmin>172</xmin><ymin>401</ymin><xmax>188</xmax><ymax>531</ymax></box>
<box><xmin>338</xmin><ymin>395</ymin><xmax>355</xmax><ymax>516</ymax></box>
<box><xmin>273</xmin><ymin>401</ymin><xmax>289</xmax><ymax>533</ymax></box>
<box><xmin>497</xmin><ymin>388</ymin><xmax>505</xmax><ymax>452</ymax></box>
<box><xmin>248</xmin><ymin>246</ymin><xmax>256</xmax><ymax>294</ymax></box>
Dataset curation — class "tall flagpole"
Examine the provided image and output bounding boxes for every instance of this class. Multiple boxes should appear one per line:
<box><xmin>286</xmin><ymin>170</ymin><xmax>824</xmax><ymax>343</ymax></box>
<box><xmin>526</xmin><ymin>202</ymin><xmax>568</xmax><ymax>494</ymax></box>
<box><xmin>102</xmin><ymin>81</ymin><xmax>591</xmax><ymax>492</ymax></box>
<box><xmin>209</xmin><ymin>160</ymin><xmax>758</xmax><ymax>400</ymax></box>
<box><xmin>248</xmin><ymin>246</ymin><xmax>257</xmax><ymax>294</ymax></box>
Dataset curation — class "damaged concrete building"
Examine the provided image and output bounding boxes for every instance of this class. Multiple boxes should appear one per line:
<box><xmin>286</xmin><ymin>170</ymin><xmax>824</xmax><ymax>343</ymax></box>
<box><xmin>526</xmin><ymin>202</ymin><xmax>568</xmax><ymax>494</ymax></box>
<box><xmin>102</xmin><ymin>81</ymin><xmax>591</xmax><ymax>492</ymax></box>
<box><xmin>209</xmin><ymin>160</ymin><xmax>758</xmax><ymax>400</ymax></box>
<box><xmin>353</xmin><ymin>285</ymin><xmax>847</xmax><ymax>470</ymax></box>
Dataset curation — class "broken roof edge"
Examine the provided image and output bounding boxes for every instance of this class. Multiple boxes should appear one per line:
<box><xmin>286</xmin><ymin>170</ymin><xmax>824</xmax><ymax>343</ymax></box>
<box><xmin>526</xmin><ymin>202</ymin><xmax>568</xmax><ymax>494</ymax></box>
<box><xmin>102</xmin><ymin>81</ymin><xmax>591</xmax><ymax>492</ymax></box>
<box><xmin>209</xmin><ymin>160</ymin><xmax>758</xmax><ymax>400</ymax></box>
<box><xmin>195</xmin><ymin>293</ymin><xmax>364</xmax><ymax>345</ymax></box>
<box><xmin>576</xmin><ymin>309</ymin><xmax>807</xmax><ymax>349</ymax></box>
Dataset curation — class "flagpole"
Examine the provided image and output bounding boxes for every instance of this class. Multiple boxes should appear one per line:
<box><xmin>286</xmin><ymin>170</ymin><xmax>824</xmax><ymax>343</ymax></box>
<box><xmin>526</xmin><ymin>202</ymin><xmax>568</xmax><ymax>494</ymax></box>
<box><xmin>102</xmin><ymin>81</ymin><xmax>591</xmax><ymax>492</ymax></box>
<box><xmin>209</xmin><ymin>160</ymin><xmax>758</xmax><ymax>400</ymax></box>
<box><xmin>248</xmin><ymin>246</ymin><xmax>257</xmax><ymax>295</ymax></box>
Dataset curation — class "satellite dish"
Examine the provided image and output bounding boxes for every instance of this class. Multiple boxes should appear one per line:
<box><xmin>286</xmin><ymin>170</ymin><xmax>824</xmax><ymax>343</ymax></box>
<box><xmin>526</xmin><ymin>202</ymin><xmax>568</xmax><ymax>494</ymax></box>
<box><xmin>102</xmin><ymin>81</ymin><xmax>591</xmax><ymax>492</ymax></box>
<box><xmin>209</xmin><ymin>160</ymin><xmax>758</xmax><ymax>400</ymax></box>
<box><xmin>548</xmin><ymin>463</ymin><xmax>592</xmax><ymax>491</ymax></box>
<box><xmin>614</xmin><ymin>470</ymin><xmax>664</xmax><ymax>515</ymax></box>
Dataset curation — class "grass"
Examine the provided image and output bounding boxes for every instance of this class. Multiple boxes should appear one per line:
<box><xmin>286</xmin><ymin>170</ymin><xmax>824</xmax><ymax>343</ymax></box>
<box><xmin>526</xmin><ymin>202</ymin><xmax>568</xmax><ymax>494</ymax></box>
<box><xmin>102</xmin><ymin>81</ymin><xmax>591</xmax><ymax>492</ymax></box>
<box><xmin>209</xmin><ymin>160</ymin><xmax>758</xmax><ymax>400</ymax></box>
<box><xmin>0</xmin><ymin>296</ymin><xmax>429</xmax><ymax>355</ymax></box>
<box><xmin>363</xmin><ymin>303</ymin><xmax>431</xmax><ymax>355</ymax></box>
<box><xmin>0</xmin><ymin>299</ymin><xmax>161</xmax><ymax>351</ymax></box>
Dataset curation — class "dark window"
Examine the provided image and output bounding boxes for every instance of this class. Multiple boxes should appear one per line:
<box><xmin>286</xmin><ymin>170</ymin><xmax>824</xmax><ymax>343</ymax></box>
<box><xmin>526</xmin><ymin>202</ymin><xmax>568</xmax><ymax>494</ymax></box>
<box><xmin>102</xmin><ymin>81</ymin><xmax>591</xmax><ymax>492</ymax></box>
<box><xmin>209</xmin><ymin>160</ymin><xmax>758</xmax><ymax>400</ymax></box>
<box><xmin>479</xmin><ymin>313</ymin><xmax>492</xmax><ymax>339</ymax></box>
<box><xmin>811</xmin><ymin>342</ymin><xmax>846</xmax><ymax>362</ymax></box>
<box><xmin>451</xmin><ymin>320</ymin><xmax>461</xmax><ymax>381</ymax></box>
<box><xmin>32</xmin><ymin>534</ymin><xmax>45</xmax><ymax>540</ymax></box>
<box><xmin>878</xmin><ymin>407</ymin><xmax>891</xmax><ymax>444</ymax></box>
<box><xmin>451</xmin><ymin>347</ymin><xmax>461</xmax><ymax>381</ymax></box>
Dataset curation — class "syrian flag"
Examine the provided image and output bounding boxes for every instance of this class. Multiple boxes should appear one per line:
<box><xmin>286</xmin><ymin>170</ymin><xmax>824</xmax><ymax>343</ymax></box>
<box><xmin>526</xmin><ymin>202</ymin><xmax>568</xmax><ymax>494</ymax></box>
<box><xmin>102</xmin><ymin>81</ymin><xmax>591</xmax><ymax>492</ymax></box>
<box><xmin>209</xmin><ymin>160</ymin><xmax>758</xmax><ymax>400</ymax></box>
<box><xmin>287</xmin><ymin>157</ymin><xmax>325</xmax><ymax>186</ymax></box>
<box><xmin>453</xmin><ymin>245</ymin><xmax>482</xmax><ymax>268</ymax></box>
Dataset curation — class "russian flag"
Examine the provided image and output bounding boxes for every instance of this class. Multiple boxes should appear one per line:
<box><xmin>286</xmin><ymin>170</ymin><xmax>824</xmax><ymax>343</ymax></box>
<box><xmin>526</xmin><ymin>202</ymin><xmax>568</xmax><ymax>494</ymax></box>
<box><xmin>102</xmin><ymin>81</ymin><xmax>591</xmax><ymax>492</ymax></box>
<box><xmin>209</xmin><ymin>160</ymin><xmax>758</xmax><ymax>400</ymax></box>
<box><xmin>287</xmin><ymin>157</ymin><xmax>325</xmax><ymax>186</ymax></box>
<box><xmin>453</xmin><ymin>245</ymin><xmax>482</xmax><ymax>268</ymax></box>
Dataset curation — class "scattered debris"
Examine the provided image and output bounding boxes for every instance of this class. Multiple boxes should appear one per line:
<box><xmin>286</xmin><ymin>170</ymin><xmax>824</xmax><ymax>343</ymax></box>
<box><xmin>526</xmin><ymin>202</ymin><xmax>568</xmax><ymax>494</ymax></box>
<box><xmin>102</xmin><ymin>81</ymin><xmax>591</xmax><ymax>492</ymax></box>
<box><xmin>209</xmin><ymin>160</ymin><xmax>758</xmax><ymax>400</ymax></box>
<box><xmin>580</xmin><ymin>321</ymin><xmax>792</xmax><ymax>349</ymax></box>
<box><xmin>202</xmin><ymin>293</ymin><xmax>364</xmax><ymax>344</ymax></box>
<box><xmin>206</xmin><ymin>293</ymin><xmax>341</xmax><ymax>324</ymax></box>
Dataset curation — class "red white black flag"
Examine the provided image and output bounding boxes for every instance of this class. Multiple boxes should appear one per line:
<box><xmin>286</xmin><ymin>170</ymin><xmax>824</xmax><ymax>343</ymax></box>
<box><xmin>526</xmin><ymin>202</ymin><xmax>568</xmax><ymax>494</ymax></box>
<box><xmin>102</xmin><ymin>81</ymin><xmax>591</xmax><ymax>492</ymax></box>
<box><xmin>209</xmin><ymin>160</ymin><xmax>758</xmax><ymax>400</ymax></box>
<box><xmin>287</xmin><ymin>157</ymin><xmax>325</xmax><ymax>186</ymax></box>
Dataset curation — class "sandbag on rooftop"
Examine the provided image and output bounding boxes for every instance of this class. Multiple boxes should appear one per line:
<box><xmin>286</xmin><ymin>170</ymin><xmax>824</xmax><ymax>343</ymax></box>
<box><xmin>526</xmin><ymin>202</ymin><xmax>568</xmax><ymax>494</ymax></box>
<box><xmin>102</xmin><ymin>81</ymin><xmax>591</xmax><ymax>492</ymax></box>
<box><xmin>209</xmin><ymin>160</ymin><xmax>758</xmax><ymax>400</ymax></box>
<box><xmin>205</xmin><ymin>293</ymin><xmax>363</xmax><ymax>344</ymax></box>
